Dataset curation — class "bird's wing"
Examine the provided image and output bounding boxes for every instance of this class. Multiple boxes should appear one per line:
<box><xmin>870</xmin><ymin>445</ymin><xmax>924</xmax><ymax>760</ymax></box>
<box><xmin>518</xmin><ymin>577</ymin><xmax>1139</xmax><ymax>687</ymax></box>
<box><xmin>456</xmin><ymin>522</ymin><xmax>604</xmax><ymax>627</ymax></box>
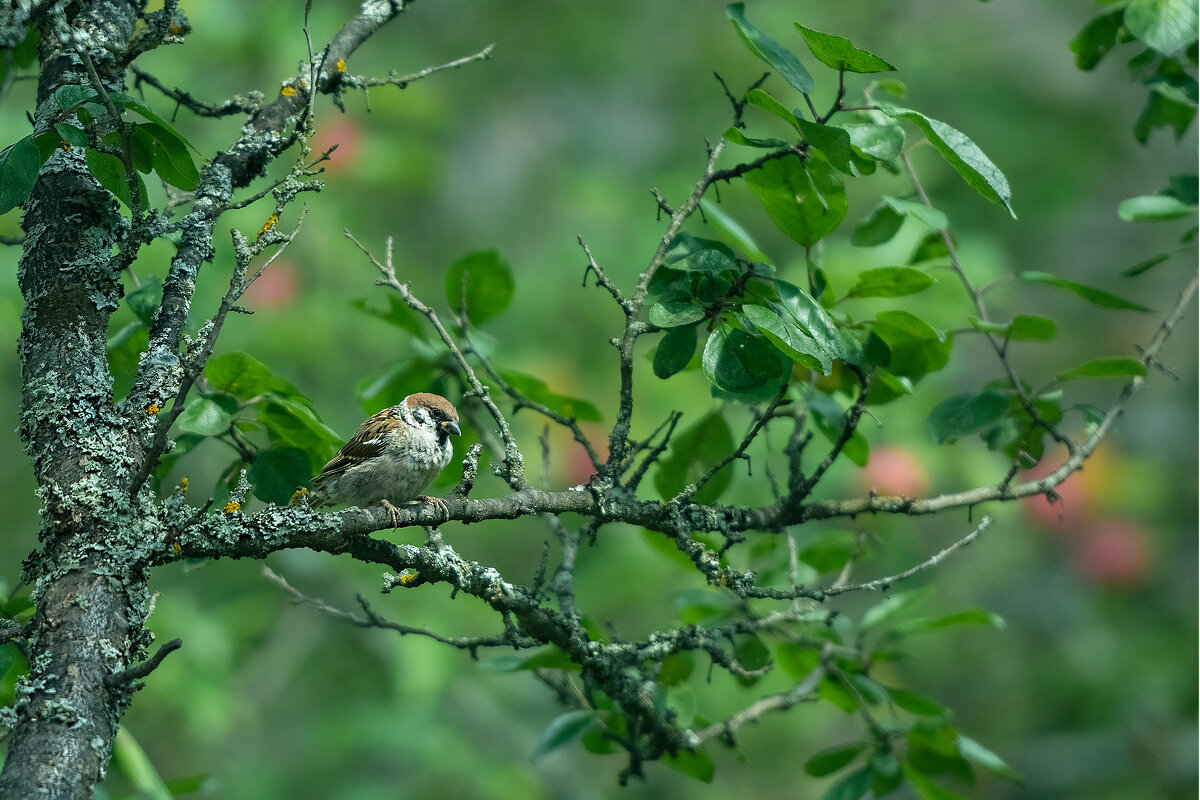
<box><xmin>313</xmin><ymin>406</ymin><xmax>399</xmax><ymax>483</ymax></box>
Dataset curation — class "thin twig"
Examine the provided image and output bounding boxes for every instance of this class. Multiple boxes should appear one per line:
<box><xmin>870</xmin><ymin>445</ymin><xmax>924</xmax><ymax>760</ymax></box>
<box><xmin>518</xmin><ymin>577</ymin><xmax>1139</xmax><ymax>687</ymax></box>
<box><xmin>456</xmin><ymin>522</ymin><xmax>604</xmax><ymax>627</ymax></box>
<box><xmin>693</xmin><ymin>662</ymin><xmax>825</xmax><ymax>744</ymax></box>
<box><xmin>104</xmin><ymin>639</ymin><xmax>183</xmax><ymax>687</ymax></box>
<box><xmin>337</xmin><ymin>43</ymin><xmax>495</xmax><ymax>91</ymax></box>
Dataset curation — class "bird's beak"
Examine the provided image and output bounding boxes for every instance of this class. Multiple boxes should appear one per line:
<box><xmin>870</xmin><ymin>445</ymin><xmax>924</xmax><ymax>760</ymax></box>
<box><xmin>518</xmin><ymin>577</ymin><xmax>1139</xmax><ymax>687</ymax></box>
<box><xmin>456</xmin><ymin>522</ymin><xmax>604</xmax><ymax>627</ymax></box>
<box><xmin>442</xmin><ymin>420</ymin><xmax>462</xmax><ymax>437</ymax></box>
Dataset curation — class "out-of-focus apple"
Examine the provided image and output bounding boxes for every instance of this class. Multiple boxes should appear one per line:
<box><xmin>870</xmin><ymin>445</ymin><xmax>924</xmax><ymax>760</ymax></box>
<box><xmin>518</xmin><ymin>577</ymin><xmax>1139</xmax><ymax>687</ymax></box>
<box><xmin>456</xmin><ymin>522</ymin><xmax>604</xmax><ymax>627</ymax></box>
<box><xmin>312</xmin><ymin>117</ymin><xmax>362</xmax><ymax>173</ymax></box>
<box><xmin>855</xmin><ymin>446</ymin><xmax>930</xmax><ymax>498</ymax></box>
<box><xmin>1021</xmin><ymin>446</ymin><xmax>1113</xmax><ymax>532</ymax></box>
<box><xmin>244</xmin><ymin>259</ymin><xmax>298</xmax><ymax>309</ymax></box>
<box><xmin>1071</xmin><ymin>519</ymin><xmax>1153</xmax><ymax>587</ymax></box>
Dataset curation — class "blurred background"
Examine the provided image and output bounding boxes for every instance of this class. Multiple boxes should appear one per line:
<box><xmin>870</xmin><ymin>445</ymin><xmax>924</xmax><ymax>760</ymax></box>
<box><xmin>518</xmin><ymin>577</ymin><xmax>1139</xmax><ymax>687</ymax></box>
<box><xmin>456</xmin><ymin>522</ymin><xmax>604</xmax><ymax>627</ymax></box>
<box><xmin>0</xmin><ymin>1</ymin><xmax>1195</xmax><ymax>798</ymax></box>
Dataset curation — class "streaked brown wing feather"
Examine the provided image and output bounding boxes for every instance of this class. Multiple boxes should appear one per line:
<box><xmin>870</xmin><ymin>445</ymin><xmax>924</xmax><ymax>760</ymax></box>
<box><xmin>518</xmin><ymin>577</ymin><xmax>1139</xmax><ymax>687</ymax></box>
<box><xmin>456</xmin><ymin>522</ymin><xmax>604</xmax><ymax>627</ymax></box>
<box><xmin>314</xmin><ymin>406</ymin><xmax>398</xmax><ymax>481</ymax></box>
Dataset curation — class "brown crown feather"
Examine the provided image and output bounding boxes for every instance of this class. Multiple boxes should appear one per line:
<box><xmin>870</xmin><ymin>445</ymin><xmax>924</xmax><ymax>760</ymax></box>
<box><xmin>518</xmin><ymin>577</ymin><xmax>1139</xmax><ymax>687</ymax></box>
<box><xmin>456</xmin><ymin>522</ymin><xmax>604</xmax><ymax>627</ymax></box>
<box><xmin>405</xmin><ymin>392</ymin><xmax>458</xmax><ymax>421</ymax></box>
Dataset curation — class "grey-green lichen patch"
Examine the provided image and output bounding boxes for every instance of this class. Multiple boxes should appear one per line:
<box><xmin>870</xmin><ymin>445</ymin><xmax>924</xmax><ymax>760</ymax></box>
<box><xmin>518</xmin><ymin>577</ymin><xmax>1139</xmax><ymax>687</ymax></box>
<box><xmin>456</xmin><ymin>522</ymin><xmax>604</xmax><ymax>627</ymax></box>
<box><xmin>41</xmin><ymin>698</ymin><xmax>83</xmax><ymax>728</ymax></box>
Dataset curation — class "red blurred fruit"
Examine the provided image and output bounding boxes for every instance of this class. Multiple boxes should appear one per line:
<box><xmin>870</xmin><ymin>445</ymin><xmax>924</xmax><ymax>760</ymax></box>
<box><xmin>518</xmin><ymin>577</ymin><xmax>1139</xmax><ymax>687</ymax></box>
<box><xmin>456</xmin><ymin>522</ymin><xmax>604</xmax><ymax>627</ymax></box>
<box><xmin>244</xmin><ymin>260</ymin><xmax>298</xmax><ymax>309</ymax></box>
<box><xmin>312</xmin><ymin>117</ymin><xmax>362</xmax><ymax>173</ymax></box>
<box><xmin>856</xmin><ymin>446</ymin><xmax>930</xmax><ymax>498</ymax></box>
<box><xmin>1020</xmin><ymin>446</ymin><xmax>1113</xmax><ymax>532</ymax></box>
<box><xmin>1071</xmin><ymin>520</ymin><xmax>1153</xmax><ymax>587</ymax></box>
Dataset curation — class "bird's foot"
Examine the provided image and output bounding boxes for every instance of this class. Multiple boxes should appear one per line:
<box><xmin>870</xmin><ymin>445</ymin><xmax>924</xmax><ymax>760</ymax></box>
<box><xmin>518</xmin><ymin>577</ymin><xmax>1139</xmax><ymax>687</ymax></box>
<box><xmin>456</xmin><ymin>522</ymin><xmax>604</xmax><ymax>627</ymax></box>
<box><xmin>416</xmin><ymin>495</ymin><xmax>450</xmax><ymax>524</ymax></box>
<box><xmin>380</xmin><ymin>499</ymin><xmax>404</xmax><ymax>529</ymax></box>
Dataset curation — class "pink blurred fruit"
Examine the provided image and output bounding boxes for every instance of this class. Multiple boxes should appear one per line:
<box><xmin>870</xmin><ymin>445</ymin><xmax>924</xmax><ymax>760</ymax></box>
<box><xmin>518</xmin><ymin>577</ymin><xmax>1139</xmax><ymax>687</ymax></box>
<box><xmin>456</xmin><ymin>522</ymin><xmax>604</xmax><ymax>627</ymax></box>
<box><xmin>1072</xmin><ymin>520</ymin><xmax>1153</xmax><ymax>587</ymax></box>
<box><xmin>312</xmin><ymin>117</ymin><xmax>362</xmax><ymax>173</ymax></box>
<box><xmin>244</xmin><ymin>260</ymin><xmax>298</xmax><ymax>309</ymax></box>
<box><xmin>856</xmin><ymin>446</ymin><xmax>930</xmax><ymax>497</ymax></box>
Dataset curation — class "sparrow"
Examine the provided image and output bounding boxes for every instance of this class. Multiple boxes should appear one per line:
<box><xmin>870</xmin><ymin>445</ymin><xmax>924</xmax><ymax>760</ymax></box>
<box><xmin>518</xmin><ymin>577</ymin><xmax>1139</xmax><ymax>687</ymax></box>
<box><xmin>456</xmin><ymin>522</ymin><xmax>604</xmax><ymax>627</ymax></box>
<box><xmin>310</xmin><ymin>393</ymin><xmax>461</xmax><ymax>525</ymax></box>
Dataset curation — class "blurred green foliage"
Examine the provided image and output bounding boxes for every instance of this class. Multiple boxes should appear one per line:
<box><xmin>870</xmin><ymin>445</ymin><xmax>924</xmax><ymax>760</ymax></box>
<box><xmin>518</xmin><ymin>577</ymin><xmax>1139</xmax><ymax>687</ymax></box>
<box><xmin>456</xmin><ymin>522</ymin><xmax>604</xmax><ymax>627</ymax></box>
<box><xmin>0</xmin><ymin>1</ymin><xmax>1196</xmax><ymax>798</ymax></box>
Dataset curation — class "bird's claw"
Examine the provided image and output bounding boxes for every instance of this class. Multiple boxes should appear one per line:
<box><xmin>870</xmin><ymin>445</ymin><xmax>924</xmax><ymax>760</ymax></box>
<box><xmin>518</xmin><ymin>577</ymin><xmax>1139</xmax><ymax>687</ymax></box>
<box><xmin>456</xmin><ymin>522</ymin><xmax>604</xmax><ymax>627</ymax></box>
<box><xmin>380</xmin><ymin>499</ymin><xmax>404</xmax><ymax>529</ymax></box>
<box><xmin>416</xmin><ymin>495</ymin><xmax>450</xmax><ymax>524</ymax></box>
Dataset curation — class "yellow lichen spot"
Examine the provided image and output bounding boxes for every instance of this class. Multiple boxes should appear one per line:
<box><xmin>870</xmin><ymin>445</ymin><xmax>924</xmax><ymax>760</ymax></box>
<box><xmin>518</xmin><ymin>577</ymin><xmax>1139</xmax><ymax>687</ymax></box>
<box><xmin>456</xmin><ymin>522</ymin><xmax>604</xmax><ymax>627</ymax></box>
<box><xmin>146</xmin><ymin>402</ymin><xmax>160</xmax><ymax>415</ymax></box>
<box><xmin>399</xmin><ymin>572</ymin><xmax>418</xmax><ymax>586</ymax></box>
<box><xmin>336</xmin><ymin>58</ymin><xmax>346</xmax><ymax>74</ymax></box>
<box><xmin>170</xmin><ymin>542</ymin><xmax>182</xmax><ymax>556</ymax></box>
<box><xmin>223</xmin><ymin>500</ymin><xmax>241</xmax><ymax>514</ymax></box>
<box><xmin>280</xmin><ymin>86</ymin><xmax>297</xmax><ymax>98</ymax></box>
<box><xmin>60</xmin><ymin>141</ymin><xmax>71</xmax><ymax>152</ymax></box>
<box><xmin>289</xmin><ymin>487</ymin><xmax>309</xmax><ymax>507</ymax></box>
<box><xmin>178</xmin><ymin>477</ymin><xmax>188</xmax><ymax>493</ymax></box>
<box><xmin>259</xmin><ymin>213</ymin><xmax>278</xmax><ymax>236</ymax></box>
<box><xmin>168</xmin><ymin>23</ymin><xmax>183</xmax><ymax>35</ymax></box>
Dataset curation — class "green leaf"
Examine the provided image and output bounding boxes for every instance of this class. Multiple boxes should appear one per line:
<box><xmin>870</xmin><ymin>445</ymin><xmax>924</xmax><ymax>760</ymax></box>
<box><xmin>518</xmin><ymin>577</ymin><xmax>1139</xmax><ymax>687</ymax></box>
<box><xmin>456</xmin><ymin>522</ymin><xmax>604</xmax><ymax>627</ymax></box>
<box><xmin>655</xmin><ymin>411</ymin><xmax>735</xmax><ymax>504</ymax></box>
<box><xmin>775</xmin><ymin>279</ymin><xmax>848</xmax><ymax>362</ymax></box>
<box><xmin>663</xmin><ymin>749</ymin><xmax>715</xmax><ymax>783</ymax></box>
<box><xmin>742</xmin><ymin>304</ymin><xmax>828</xmax><ymax>373</ymax></box>
<box><xmin>797</xmin><ymin>118</ymin><xmax>854</xmax><ymax>175</ymax></box>
<box><xmin>869</xmin><ymin>310</ymin><xmax>951</xmax><ymax>380</ymax></box>
<box><xmin>532</xmin><ymin>711</ymin><xmax>596</xmax><ymax>760</ymax></box>
<box><xmin>653</xmin><ymin>326</ymin><xmax>698</xmax><ymax>379</ymax></box>
<box><xmin>804</xmin><ymin>742</ymin><xmax>867</xmax><ymax>777</ymax></box>
<box><xmin>444</xmin><ymin>248</ymin><xmax>515</xmax><ymax>325</ymax></box>
<box><xmin>206</xmin><ymin>352</ymin><xmax>300</xmax><ymax>398</ymax></box>
<box><xmin>135</xmin><ymin>122</ymin><xmax>200</xmax><ymax>190</ymax></box>
<box><xmin>776</xmin><ymin>642</ymin><xmax>821</xmax><ymax>678</ymax></box>
<box><xmin>969</xmin><ymin>313</ymin><xmax>1057</xmax><ymax>341</ymax></box>
<box><xmin>846</xmin><ymin>267</ymin><xmax>934</xmax><ymax>299</ymax></box>
<box><xmin>664</xmin><ymin>233</ymin><xmax>737</xmax><ymax>267</ymax></box>
<box><xmin>904</xmin><ymin>765</ymin><xmax>971</xmax><ymax>800</ymax></box>
<box><xmin>1122</xmin><ymin>253</ymin><xmax>1172</xmax><ymax>276</ymax></box>
<box><xmin>1118</xmin><ymin>193</ymin><xmax>1196</xmax><ymax>220</ymax></box>
<box><xmin>259</xmin><ymin>394</ymin><xmax>342</xmax><ymax>453</ymax></box>
<box><xmin>840</xmin><ymin>121</ymin><xmax>905</xmax><ymax>162</ymax></box>
<box><xmin>702</xmin><ymin>323</ymin><xmax>784</xmax><ymax>393</ymax></box>
<box><xmin>174</xmin><ymin>393</ymin><xmax>240</xmax><ymax>437</ymax></box>
<box><xmin>726</xmin><ymin>3</ymin><xmax>814</xmax><ymax>93</ymax></box>
<box><xmin>659</xmin><ymin>651</ymin><xmax>696</xmax><ymax>686</ymax></box>
<box><xmin>746</xmin><ymin>88</ymin><xmax>802</xmax><ymax>131</ymax></box>
<box><xmin>798</xmin><ymin>529</ymin><xmax>858</xmax><ymax>573</ymax></box>
<box><xmin>111</xmin><ymin>728</ymin><xmax>173</xmax><ymax>800</ymax></box>
<box><xmin>821</xmin><ymin>766</ymin><xmax>874</xmax><ymax>800</ymax></box>
<box><xmin>807</xmin><ymin>391</ymin><xmax>869</xmax><ymax>467</ymax></box>
<box><xmin>745</xmin><ymin>153</ymin><xmax>847</xmax><ymax>247</ymax></box>
<box><xmin>927</xmin><ymin>390</ymin><xmax>1010</xmax><ymax>444</ymax></box>
<box><xmin>795</xmin><ymin>25</ymin><xmax>896</xmax><ymax>73</ymax></box>
<box><xmin>860</xmin><ymin>588</ymin><xmax>930</xmax><ymax>634</ymax></box>
<box><xmin>0</xmin><ymin>136</ymin><xmax>42</xmax><ymax>215</ymax></box>
<box><xmin>880</xmin><ymin>104</ymin><xmax>1015</xmax><ymax>217</ymax></box>
<box><xmin>888</xmin><ymin>688</ymin><xmax>948</xmax><ymax>717</ymax></box>
<box><xmin>1125</xmin><ymin>0</ymin><xmax>1199</xmax><ymax>55</ymax></box>
<box><xmin>249</xmin><ymin>446</ymin><xmax>312</xmax><ymax>504</ymax></box>
<box><xmin>498</xmin><ymin>370</ymin><xmax>603</xmax><ymax>421</ymax></box>
<box><xmin>85</xmin><ymin>148</ymin><xmax>147</xmax><ymax>212</ymax></box>
<box><xmin>350</xmin><ymin>294</ymin><xmax>425</xmax><ymax>338</ymax></box>
<box><xmin>883</xmin><ymin>196</ymin><xmax>949</xmax><ymax>230</ymax></box>
<box><xmin>1056</xmin><ymin>357</ymin><xmax>1147</xmax><ymax>382</ymax></box>
<box><xmin>1134</xmin><ymin>87</ymin><xmax>1196</xmax><ymax>143</ymax></box>
<box><xmin>851</xmin><ymin>202</ymin><xmax>905</xmax><ymax>246</ymax></box>
<box><xmin>699</xmin><ymin>199</ymin><xmax>770</xmax><ymax>261</ymax></box>
<box><xmin>958</xmin><ymin>734</ymin><xmax>1022</xmax><ymax>781</ymax></box>
<box><xmin>723</xmin><ymin>126</ymin><xmax>790</xmax><ymax>149</ymax></box>
<box><xmin>1071</xmin><ymin>6</ymin><xmax>1127</xmax><ymax>70</ymax></box>
<box><xmin>53</xmin><ymin>85</ymin><xmax>98</xmax><ymax>112</ymax></box>
<box><xmin>125</xmin><ymin>276</ymin><xmax>163</xmax><ymax>326</ymax></box>
<box><xmin>108</xmin><ymin>92</ymin><xmax>198</xmax><ymax>151</ymax></box>
<box><xmin>649</xmin><ymin>300</ymin><xmax>705</xmax><ymax>327</ymax></box>
<box><xmin>53</xmin><ymin>122</ymin><xmax>89</xmax><ymax>150</ymax></box>
<box><xmin>892</xmin><ymin>608</ymin><xmax>1006</xmax><ymax>636</ymax></box>
<box><xmin>1018</xmin><ymin>271</ymin><xmax>1153</xmax><ymax>311</ymax></box>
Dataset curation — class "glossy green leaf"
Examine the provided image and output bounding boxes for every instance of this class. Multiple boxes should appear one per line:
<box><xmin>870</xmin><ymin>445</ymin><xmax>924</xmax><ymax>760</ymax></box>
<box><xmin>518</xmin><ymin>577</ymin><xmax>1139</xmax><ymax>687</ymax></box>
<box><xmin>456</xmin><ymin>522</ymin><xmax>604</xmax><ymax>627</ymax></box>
<box><xmin>727</xmin><ymin>3</ymin><xmax>814</xmax><ymax>93</ymax></box>
<box><xmin>884</xmin><ymin>195</ymin><xmax>949</xmax><ymax>230</ymax></box>
<box><xmin>798</xmin><ymin>529</ymin><xmax>858</xmax><ymax>573</ymax></box>
<box><xmin>1056</xmin><ymin>357</ymin><xmax>1147</xmax><ymax>382</ymax></box>
<box><xmin>1125</xmin><ymin>0</ymin><xmax>1199</xmax><ymax>55</ymax></box>
<box><xmin>1122</xmin><ymin>253</ymin><xmax>1172</xmax><ymax>276</ymax></box>
<box><xmin>259</xmin><ymin>394</ymin><xmax>342</xmax><ymax>453</ymax></box>
<box><xmin>249</xmin><ymin>446</ymin><xmax>312</xmax><ymax>504</ymax></box>
<box><xmin>889</xmin><ymin>688</ymin><xmax>948</xmax><ymax>717</ymax></box>
<box><xmin>136</xmin><ymin>122</ymin><xmax>200</xmax><ymax>190</ymax></box>
<box><xmin>532</xmin><ymin>711</ymin><xmax>597</xmax><ymax>760</ymax></box>
<box><xmin>655</xmin><ymin>411</ymin><xmax>735</xmax><ymax>504</ymax></box>
<box><xmin>499</xmin><ymin>370</ymin><xmax>603</xmax><ymax>421</ymax></box>
<box><xmin>0</xmin><ymin>136</ymin><xmax>42</xmax><ymax>215</ymax></box>
<box><xmin>821</xmin><ymin>766</ymin><xmax>874</xmax><ymax>800</ymax></box>
<box><xmin>804</xmin><ymin>742</ymin><xmax>867</xmax><ymax>777</ymax></box>
<box><xmin>742</xmin><ymin>304</ymin><xmax>828</xmax><ymax>373</ymax></box>
<box><xmin>860</xmin><ymin>588</ymin><xmax>930</xmax><ymax>633</ymax></box>
<box><xmin>53</xmin><ymin>122</ymin><xmax>89</xmax><ymax>150</ymax></box>
<box><xmin>1071</xmin><ymin>6</ymin><xmax>1126</xmax><ymax>70</ymax></box>
<box><xmin>846</xmin><ymin>267</ymin><xmax>934</xmax><ymax>299</ymax></box>
<box><xmin>108</xmin><ymin>92</ymin><xmax>198</xmax><ymax>151</ymax></box>
<box><xmin>663</xmin><ymin>233</ymin><xmax>737</xmax><ymax>266</ymax></box>
<box><xmin>970</xmin><ymin>314</ymin><xmax>1057</xmax><ymax>341</ymax></box>
<box><xmin>53</xmin><ymin>85</ymin><xmax>98</xmax><ymax>112</ymax></box>
<box><xmin>807</xmin><ymin>391</ymin><xmax>869</xmax><ymax>466</ymax></box>
<box><xmin>174</xmin><ymin>393</ymin><xmax>239</xmax><ymax>437</ymax></box>
<box><xmin>663</xmin><ymin>749</ymin><xmax>715</xmax><ymax>783</ymax></box>
<box><xmin>125</xmin><ymin>276</ymin><xmax>164</xmax><ymax>325</ymax></box>
<box><xmin>851</xmin><ymin>202</ymin><xmax>905</xmax><ymax>246</ymax></box>
<box><xmin>350</xmin><ymin>294</ymin><xmax>425</xmax><ymax>338</ymax></box>
<box><xmin>1118</xmin><ymin>193</ymin><xmax>1196</xmax><ymax>220</ymax></box>
<box><xmin>927</xmin><ymin>390</ymin><xmax>1009</xmax><ymax>444</ymax></box>
<box><xmin>892</xmin><ymin>608</ymin><xmax>1006</xmax><ymax>636</ymax></box>
<box><xmin>85</xmin><ymin>148</ymin><xmax>147</xmax><ymax>212</ymax></box>
<box><xmin>841</xmin><ymin>121</ymin><xmax>905</xmax><ymax>162</ymax></box>
<box><xmin>910</xmin><ymin>231</ymin><xmax>951</xmax><ymax>263</ymax></box>
<box><xmin>702</xmin><ymin>323</ymin><xmax>784</xmax><ymax>393</ymax></box>
<box><xmin>880</xmin><ymin>104</ymin><xmax>1015</xmax><ymax>217</ymax></box>
<box><xmin>869</xmin><ymin>310</ymin><xmax>952</xmax><ymax>380</ymax></box>
<box><xmin>723</xmin><ymin>126</ymin><xmax>790</xmax><ymax>148</ymax></box>
<box><xmin>746</xmin><ymin>88</ymin><xmax>802</xmax><ymax>131</ymax></box>
<box><xmin>653</xmin><ymin>326</ymin><xmax>698</xmax><ymax>379</ymax></box>
<box><xmin>207</xmin><ymin>352</ymin><xmax>300</xmax><ymax>398</ymax></box>
<box><xmin>1018</xmin><ymin>270</ymin><xmax>1153</xmax><ymax>311</ymax></box>
<box><xmin>797</xmin><ymin>118</ymin><xmax>854</xmax><ymax>174</ymax></box>
<box><xmin>1134</xmin><ymin>86</ymin><xmax>1196</xmax><ymax>143</ymax></box>
<box><xmin>445</xmin><ymin>248</ymin><xmax>515</xmax><ymax>325</ymax></box>
<box><xmin>650</xmin><ymin>301</ymin><xmax>705</xmax><ymax>328</ymax></box>
<box><xmin>700</xmin><ymin>199</ymin><xmax>771</xmax><ymax>261</ymax></box>
<box><xmin>795</xmin><ymin>25</ymin><xmax>896</xmax><ymax>73</ymax></box>
<box><xmin>745</xmin><ymin>153</ymin><xmax>847</xmax><ymax>246</ymax></box>
<box><xmin>776</xmin><ymin>279</ymin><xmax>848</xmax><ymax>361</ymax></box>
